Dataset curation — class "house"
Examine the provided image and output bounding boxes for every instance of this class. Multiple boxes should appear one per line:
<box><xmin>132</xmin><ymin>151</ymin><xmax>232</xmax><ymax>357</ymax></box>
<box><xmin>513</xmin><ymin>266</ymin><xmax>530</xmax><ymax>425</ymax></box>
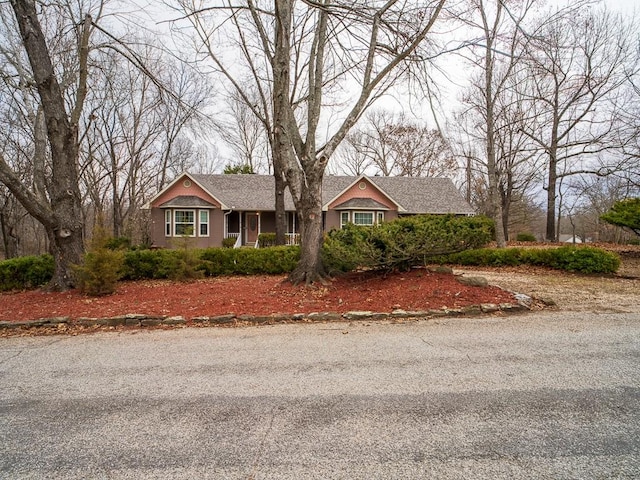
<box><xmin>559</xmin><ymin>234</ymin><xmax>591</xmax><ymax>244</ymax></box>
<box><xmin>145</xmin><ymin>173</ymin><xmax>475</xmax><ymax>248</ymax></box>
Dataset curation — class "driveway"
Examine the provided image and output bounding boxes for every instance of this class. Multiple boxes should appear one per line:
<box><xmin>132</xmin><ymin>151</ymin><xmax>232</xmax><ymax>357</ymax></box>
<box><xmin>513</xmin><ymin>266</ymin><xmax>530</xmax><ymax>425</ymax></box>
<box><xmin>1</xmin><ymin>312</ymin><xmax>639</xmax><ymax>479</ymax></box>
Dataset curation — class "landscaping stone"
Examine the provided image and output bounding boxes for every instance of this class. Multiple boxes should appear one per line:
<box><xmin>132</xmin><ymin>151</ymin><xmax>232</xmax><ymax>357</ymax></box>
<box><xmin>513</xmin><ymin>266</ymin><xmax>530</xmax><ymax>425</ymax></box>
<box><xmin>307</xmin><ymin>312</ymin><xmax>342</xmax><ymax>321</ymax></box>
<box><xmin>514</xmin><ymin>293</ymin><xmax>533</xmax><ymax>309</ymax></box>
<box><xmin>141</xmin><ymin>318</ymin><xmax>163</xmax><ymax>326</ymax></box>
<box><xmin>342</xmin><ymin>311</ymin><xmax>373</xmax><ymax>319</ymax></box>
<box><xmin>456</xmin><ymin>276</ymin><xmax>489</xmax><ymax>287</ymax></box>
<box><xmin>480</xmin><ymin>303</ymin><xmax>500</xmax><ymax>313</ymax></box>
<box><xmin>163</xmin><ymin>316</ymin><xmax>186</xmax><ymax>325</ymax></box>
<box><xmin>209</xmin><ymin>315</ymin><xmax>236</xmax><ymax>324</ymax></box>
<box><xmin>105</xmin><ymin>316</ymin><xmax>126</xmax><ymax>326</ymax></box>
<box><xmin>427</xmin><ymin>265</ymin><xmax>454</xmax><ymax>274</ymax></box>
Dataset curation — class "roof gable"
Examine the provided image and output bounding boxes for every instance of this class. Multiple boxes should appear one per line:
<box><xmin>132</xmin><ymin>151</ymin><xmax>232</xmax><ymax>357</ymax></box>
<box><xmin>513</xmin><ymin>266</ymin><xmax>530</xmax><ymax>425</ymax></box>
<box><xmin>325</xmin><ymin>176</ymin><xmax>401</xmax><ymax>211</ymax></box>
<box><xmin>146</xmin><ymin>173</ymin><xmax>222</xmax><ymax>209</ymax></box>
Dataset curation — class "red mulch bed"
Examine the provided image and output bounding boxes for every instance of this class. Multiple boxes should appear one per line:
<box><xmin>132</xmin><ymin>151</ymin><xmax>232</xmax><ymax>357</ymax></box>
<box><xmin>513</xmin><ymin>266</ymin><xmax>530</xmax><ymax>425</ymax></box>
<box><xmin>0</xmin><ymin>268</ymin><xmax>515</xmax><ymax>322</ymax></box>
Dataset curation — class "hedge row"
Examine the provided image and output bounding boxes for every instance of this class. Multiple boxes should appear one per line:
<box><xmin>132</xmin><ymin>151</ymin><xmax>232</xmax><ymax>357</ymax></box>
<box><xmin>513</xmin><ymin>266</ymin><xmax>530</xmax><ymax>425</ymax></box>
<box><xmin>120</xmin><ymin>245</ymin><xmax>300</xmax><ymax>280</ymax></box>
<box><xmin>436</xmin><ymin>245</ymin><xmax>620</xmax><ymax>274</ymax></box>
<box><xmin>0</xmin><ymin>244</ymin><xmax>620</xmax><ymax>292</ymax></box>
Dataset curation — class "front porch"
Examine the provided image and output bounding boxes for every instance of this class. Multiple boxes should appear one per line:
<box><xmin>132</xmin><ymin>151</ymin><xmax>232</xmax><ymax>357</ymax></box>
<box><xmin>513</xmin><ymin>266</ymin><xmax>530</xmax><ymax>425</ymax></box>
<box><xmin>224</xmin><ymin>211</ymin><xmax>300</xmax><ymax>247</ymax></box>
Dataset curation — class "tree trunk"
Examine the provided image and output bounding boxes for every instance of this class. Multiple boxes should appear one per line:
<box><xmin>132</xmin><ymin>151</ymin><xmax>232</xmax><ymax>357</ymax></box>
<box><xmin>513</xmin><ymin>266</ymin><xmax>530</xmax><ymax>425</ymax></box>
<box><xmin>288</xmin><ymin>178</ymin><xmax>326</xmax><ymax>285</ymax></box>
<box><xmin>0</xmin><ymin>212</ymin><xmax>19</xmax><ymax>259</ymax></box>
<box><xmin>546</xmin><ymin>154</ymin><xmax>558</xmax><ymax>242</ymax></box>
<box><xmin>8</xmin><ymin>0</ymin><xmax>86</xmax><ymax>290</ymax></box>
<box><xmin>272</xmin><ymin>145</ymin><xmax>288</xmax><ymax>246</ymax></box>
<box><xmin>482</xmin><ymin>2</ymin><xmax>506</xmax><ymax>248</ymax></box>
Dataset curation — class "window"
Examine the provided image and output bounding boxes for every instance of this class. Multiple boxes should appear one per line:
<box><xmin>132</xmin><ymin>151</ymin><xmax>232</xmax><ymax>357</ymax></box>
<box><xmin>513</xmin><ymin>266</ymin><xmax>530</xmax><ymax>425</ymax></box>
<box><xmin>353</xmin><ymin>212</ymin><xmax>374</xmax><ymax>226</ymax></box>
<box><xmin>165</xmin><ymin>210</ymin><xmax>172</xmax><ymax>236</ymax></box>
<box><xmin>174</xmin><ymin>210</ymin><xmax>195</xmax><ymax>236</ymax></box>
<box><xmin>199</xmin><ymin>210</ymin><xmax>209</xmax><ymax>236</ymax></box>
<box><xmin>377</xmin><ymin>212</ymin><xmax>384</xmax><ymax>225</ymax></box>
<box><xmin>340</xmin><ymin>211</ymin><xmax>350</xmax><ymax>228</ymax></box>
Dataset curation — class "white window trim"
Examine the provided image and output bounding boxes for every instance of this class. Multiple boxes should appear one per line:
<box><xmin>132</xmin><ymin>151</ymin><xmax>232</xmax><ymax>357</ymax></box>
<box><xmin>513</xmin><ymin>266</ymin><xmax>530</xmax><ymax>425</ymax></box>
<box><xmin>173</xmin><ymin>209</ymin><xmax>196</xmax><ymax>237</ymax></box>
<box><xmin>199</xmin><ymin>210</ymin><xmax>210</xmax><ymax>237</ymax></box>
<box><xmin>340</xmin><ymin>210</ymin><xmax>385</xmax><ymax>228</ymax></box>
<box><xmin>165</xmin><ymin>210</ymin><xmax>171</xmax><ymax>237</ymax></box>
<box><xmin>340</xmin><ymin>211</ymin><xmax>350</xmax><ymax>228</ymax></box>
<box><xmin>353</xmin><ymin>211</ymin><xmax>375</xmax><ymax>226</ymax></box>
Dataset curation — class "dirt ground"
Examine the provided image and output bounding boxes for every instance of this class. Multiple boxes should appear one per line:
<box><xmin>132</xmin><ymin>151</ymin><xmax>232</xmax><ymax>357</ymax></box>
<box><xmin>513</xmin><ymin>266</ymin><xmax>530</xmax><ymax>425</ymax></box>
<box><xmin>455</xmin><ymin>253</ymin><xmax>640</xmax><ymax>314</ymax></box>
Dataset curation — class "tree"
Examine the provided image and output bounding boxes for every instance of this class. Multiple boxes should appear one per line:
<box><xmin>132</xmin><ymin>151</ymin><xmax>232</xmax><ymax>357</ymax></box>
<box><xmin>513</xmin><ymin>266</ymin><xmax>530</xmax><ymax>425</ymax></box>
<box><xmin>601</xmin><ymin>198</ymin><xmax>640</xmax><ymax>237</ymax></box>
<box><xmin>223</xmin><ymin>163</ymin><xmax>255</xmax><ymax>174</ymax></box>
<box><xmin>176</xmin><ymin>0</ymin><xmax>446</xmax><ymax>283</ymax></box>
<box><xmin>456</xmin><ymin>0</ymin><xmax>537</xmax><ymax>247</ymax></box>
<box><xmin>220</xmin><ymin>90</ymin><xmax>270</xmax><ymax>175</ymax></box>
<box><xmin>272</xmin><ymin>0</ymin><xmax>446</xmax><ymax>283</ymax></box>
<box><xmin>337</xmin><ymin>110</ymin><xmax>457</xmax><ymax>178</ymax></box>
<box><xmin>0</xmin><ymin>0</ymin><xmax>94</xmax><ymax>290</ymax></box>
<box><xmin>519</xmin><ymin>6</ymin><xmax>635</xmax><ymax>241</ymax></box>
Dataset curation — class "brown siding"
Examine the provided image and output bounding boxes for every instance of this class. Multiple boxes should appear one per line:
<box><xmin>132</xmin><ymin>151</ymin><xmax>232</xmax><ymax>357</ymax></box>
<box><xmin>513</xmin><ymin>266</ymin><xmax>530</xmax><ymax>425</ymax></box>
<box><xmin>385</xmin><ymin>211</ymin><xmax>399</xmax><ymax>222</ymax></box>
<box><xmin>150</xmin><ymin>208</ymin><xmax>168</xmax><ymax>248</ymax></box>
<box><xmin>209</xmin><ymin>209</ymin><xmax>225</xmax><ymax>247</ymax></box>
<box><xmin>324</xmin><ymin>210</ymin><xmax>341</xmax><ymax>231</ymax></box>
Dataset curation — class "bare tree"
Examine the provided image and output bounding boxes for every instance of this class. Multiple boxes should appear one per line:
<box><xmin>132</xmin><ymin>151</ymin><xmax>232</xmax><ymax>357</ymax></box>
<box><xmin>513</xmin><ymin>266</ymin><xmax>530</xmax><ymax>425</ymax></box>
<box><xmin>331</xmin><ymin>130</ymin><xmax>373</xmax><ymax>176</ymax></box>
<box><xmin>0</xmin><ymin>0</ymin><xmax>97</xmax><ymax>290</ymax></box>
<box><xmin>273</xmin><ymin>0</ymin><xmax>447</xmax><ymax>283</ymax></box>
<box><xmin>220</xmin><ymin>89</ymin><xmax>270</xmax><ymax>174</ymax></box>
<box><xmin>456</xmin><ymin>0</ymin><xmax>538</xmax><ymax>247</ymax></box>
<box><xmin>519</xmin><ymin>6</ymin><xmax>635</xmax><ymax>241</ymax></box>
<box><xmin>339</xmin><ymin>110</ymin><xmax>457</xmax><ymax>178</ymax></box>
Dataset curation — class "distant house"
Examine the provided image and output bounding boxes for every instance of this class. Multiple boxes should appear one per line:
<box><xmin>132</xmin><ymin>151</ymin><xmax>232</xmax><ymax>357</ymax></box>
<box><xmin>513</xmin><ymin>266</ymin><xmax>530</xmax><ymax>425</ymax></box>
<box><xmin>559</xmin><ymin>234</ymin><xmax>591</xmax><ymax>244</ymax></box>
<box><xmin>145</xmin><ymin>173</ymin><xmax>475</xmax><ymax>248</ymax></box>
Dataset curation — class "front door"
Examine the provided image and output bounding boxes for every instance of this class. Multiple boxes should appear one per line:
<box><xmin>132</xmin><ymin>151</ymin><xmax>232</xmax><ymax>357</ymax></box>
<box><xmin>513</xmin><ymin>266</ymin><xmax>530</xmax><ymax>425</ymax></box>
<box><xmin>246</xmin><ymin>213</ymin><xmax>259</xmax><ymax>244</ymax></box>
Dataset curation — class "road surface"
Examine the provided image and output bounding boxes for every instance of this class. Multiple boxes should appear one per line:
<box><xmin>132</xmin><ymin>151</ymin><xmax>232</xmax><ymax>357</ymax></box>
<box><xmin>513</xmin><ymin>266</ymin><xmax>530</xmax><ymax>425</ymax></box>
<box><xmin>1</xmin><ymin>312</ymin><xmax>639</xmax><ymax>479</ymax></box>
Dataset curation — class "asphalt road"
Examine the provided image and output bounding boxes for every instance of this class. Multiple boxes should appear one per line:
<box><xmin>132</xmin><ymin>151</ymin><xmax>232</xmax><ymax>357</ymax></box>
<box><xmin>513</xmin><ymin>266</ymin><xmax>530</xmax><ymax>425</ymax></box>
<box><xmin>1</xmin><ymin>312</ymin><xmax>639</xmax><ymax>479</ymax></box>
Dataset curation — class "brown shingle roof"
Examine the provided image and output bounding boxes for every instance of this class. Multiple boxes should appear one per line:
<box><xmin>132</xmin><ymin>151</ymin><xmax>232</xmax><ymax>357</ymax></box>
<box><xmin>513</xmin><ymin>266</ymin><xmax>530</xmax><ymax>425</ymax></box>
<box><xmin>189</xmin><ymin>174</ymin><xmax>474</xmax><ymax>215</ymax></box>
<box><xmin>333</xmin><ymin>197</ymin><xmax>391</xmax><ymax>210</ymax></box>
<box><xmin>159</xmin><ymin>195</ymin><xmax>216</xmax><ymax>208</ymax></box>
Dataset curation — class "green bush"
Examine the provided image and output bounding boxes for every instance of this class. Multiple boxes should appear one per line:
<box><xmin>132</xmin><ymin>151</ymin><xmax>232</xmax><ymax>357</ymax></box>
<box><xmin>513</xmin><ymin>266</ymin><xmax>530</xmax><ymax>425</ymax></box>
<box><xmin>257</xmin><ymin>233</ymin><xmax>277</xmax><ymax>248</ymax></box>
<box><xmin>222</xmin><ymin>237</ymin><xmax>237</xmax><ymax>248</ymax></box>
<box><xmin>199</xmin><ymin>246</ymin><xmax>299</xmax><ymax>275</ymax></box>
<box><xmin>74</xmin><ymin>248</ymin><xmax>125</xmax><ymax>296</ymax></box>
<box><xmin>121</xmin><ymin>245</ymin><xmax>300</xmax><ymax>280</ymax></box>
<box><xmin>104</xmin><ymin>236</ymin><xmax>131</xmax><ymax>250</ymax></box>
<box><xmin>323</xmin><ymin>215</ymin><xmax>494</xmax><ymax>273</ymax></box>
<box><xmin>166</xmin><ymin>236</ymin><xmax>204</xmax><ymax>282</ymax></box>
<box><xmin>516</xmin><ymin>232</ymin><xmax>536</xmax><ymax>242</ymax></box>
<box><xmin>549</xmin><ymin>246</ymin><xmax>620</xmax><ymax>274</ymax></box>
<box><xmin>441</xmin><ymin>246</ymin><xmax>619</xmax><ymax>274</ymax></box>
<box><xmin>73</xmin><ymin>228</ymin><xmax>126</xmax><ymax>296</ymax></box>
<box><xmin>0</xmin><ymin>255</ymin><xmax>54</xmax><ymax>291</ymax></box>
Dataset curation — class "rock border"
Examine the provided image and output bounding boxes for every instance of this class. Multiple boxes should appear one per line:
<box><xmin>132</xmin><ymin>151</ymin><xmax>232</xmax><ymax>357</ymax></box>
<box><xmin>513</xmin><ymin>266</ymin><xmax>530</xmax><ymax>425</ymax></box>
<box><xmin>0</xmin><ymin>300</ymin><xmax>531</xmax><ymax>332</ymax></box>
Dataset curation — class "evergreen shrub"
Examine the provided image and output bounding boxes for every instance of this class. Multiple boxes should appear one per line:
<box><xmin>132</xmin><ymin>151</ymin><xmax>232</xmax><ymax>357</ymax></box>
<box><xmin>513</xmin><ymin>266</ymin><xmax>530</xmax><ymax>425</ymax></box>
<box><xmin>222</xmin><ymin>237</ymin><xmax>237</xmax><ymax>248</ymax></box>
<box><xmin>516</xmin><ymin>233</ymin><xmax>536</xmax><ymax>242</ymax></box>
<box><xmin>73</xmin><ymin>228</ymin><xmax>125</xmax><ymax>296</ymax></box>
<box><xmin>441</xmin><ymin>246</ymin><xmax>619</xmax><ymax>274</ymax></box>
<box><xmin>199</xmin><ymin>246</ymin><xmax>299</xmax><ymax>275</ymax></box>
<box><xmin>258</xmin><ymin>233</ymin><xmax>277</xmax><ymax>248</ymax></box>
<box><xmin>323</xmin><ymin>214</ymin><xmax>494</xmax><ymax>273</ymax></box>
<box><xmin>0</xmin><ymin>255</ymin><xmax>54</xmax><ymax>291</ymax></box>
